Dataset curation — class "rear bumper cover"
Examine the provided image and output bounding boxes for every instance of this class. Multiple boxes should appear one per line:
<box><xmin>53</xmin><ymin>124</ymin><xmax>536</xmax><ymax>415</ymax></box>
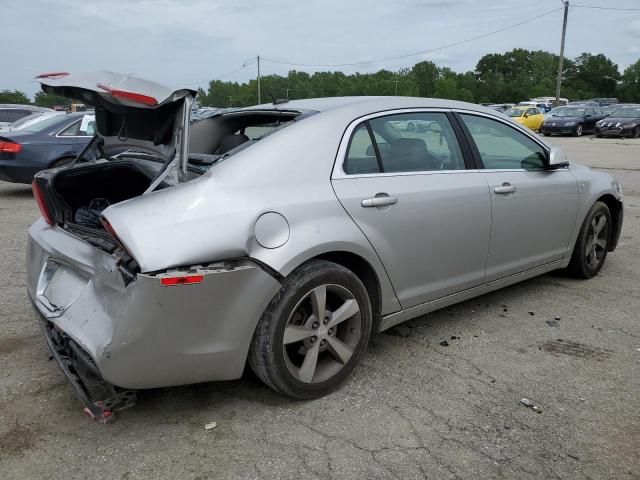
<box><xmin>27</xmin><ymin>219</ymin><xmax>281</xmax><ymax>391</ymax></box>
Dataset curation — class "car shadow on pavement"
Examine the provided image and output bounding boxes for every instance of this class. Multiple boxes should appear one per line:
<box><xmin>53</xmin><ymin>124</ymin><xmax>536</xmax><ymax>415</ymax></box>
<box><xmin>0</xmin><ymin>186</ymin><xmax>32</xmax><ymax>198</ymax></box>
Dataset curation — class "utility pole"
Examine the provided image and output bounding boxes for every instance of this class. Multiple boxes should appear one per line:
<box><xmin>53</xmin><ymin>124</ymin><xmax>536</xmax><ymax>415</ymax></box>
<box><xmin>394</xmin><ymin>79</ymin><xmax>399</xmax><ymax>96</ymax></box>
<box><xmin>285</xmin><ymin>88</ymin><xmax>291</xmax><ymax>99</ymax></box>
<box><xmin>555</xmin><ymin>1</ymin><xmax>569</xmax><ymax>105</ymax></box>
<box><xmin>257</xmin><ymin>55</ymin><xmax>261</xmax><ymax>104</ymax></box>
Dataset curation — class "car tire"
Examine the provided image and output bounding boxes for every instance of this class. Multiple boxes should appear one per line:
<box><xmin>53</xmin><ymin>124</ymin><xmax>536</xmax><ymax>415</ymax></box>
<box><xmin>573</xmin><ymin>124</ymin><xmax>583</xmax><ymax>137</ymax></box>
<box><xmin>567</xmin><ymin>201</ymin><xmax>611</xmax><ymax>279</ymax></box>
<box><xmin>633</xmin><ymin>126</ymin><xmax>640</xmax><ymax>139</ymax></box>
<box><xmin>51</xmin><ymin>156</ymin><xmax>76</xmax><ymax>168</ymax></box>
<box><xmin>248</xmin><ymin>260</ymin><xmax>372</xmax><ymax>399</ymax></box>
<box><xmin>542</xmin><ymin>132</ymin><xmax>550</xmax><ymax>136</ymax></box>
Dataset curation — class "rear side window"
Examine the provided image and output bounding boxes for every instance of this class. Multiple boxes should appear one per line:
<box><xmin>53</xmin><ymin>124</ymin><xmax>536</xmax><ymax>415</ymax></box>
<box><xmin>344</xmin><ymin>112</ymin><xmax>465</xmax><ymax>174</ymax></box>
<box><xmin>0</xmin><ymin>109</ymin><xmax>29</xmax><ymax>123</ymax></box>
<box><xmin>460</xmin><ymin>114</ymin><xmax>546</xmax><ymax>170</ymax></box>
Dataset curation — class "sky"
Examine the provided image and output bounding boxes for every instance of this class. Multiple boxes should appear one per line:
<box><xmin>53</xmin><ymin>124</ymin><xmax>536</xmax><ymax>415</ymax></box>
<box><xmin>3</xmin><ymin>0</ymin><xmax>640</xmax><ymax>99</ymax></box>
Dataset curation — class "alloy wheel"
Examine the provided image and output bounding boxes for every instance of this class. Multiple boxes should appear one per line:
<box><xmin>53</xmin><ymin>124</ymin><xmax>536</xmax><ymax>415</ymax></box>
<box><xmin>576</xmin><ymin>124</ymin><xmax>583</xmax><ymax>136</ymax></box>
<box><xmin>282</xmin><ymin>284</ymin><xmax>361</xmax><ymax>384</ymax></box>
<box><xmin>585</xmin><ymin>212</ymin><xmax>608</xmax><ymax>269</ymax></box>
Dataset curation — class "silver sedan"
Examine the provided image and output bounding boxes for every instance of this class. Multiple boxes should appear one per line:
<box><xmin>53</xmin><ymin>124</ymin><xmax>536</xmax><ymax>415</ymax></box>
<box><xmin>27</xmin><ymin>72</ymin><xmax>623</xmax><ymax>420</ymax></box>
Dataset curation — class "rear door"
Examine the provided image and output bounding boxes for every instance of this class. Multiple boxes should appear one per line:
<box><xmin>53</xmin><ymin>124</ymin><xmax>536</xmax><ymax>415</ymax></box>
<box><xmin>331</xmin><ymin>110</ymin><xmax>491</xmax><ymax>309</ymax></box>
<box><xmin>457</xmin><ymin>113</ymin><xmax>580</xmax><ymax>281</ymax></box>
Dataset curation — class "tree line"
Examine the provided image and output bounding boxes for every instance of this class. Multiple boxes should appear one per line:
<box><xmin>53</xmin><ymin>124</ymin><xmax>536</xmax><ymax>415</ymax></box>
<box><xmin>2</xmin><ymin>49</ymin><xmax>640</xmax><ymax>108</ymax></box>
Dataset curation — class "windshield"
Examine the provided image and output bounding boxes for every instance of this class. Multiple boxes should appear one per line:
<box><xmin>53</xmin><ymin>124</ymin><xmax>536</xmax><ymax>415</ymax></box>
<box><xmin>553</xmin><ymin>108</ymin><xmax>585</xmax><ymax>117</ymax></box>
<box><xmin>506</xmin><ymin>109</ymin><xmax>525</xmax><ymax>117</ymax></box>
<box><xmin>20</xmin><ymin>114</ymin><xmax>68</xmax><ymax>132</ymax></box>
<box><xmin>609</xmin><ymin>107</ymin><xmax>640</xmax><ymax>118</ymax></box>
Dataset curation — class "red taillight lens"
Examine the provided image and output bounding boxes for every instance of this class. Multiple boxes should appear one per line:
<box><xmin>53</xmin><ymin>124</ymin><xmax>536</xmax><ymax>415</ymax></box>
<box><xmin>35</xmin><ymin>72</ymin><xmax>70</xmax><ymax>79</ymax></box>
<box><xmin>0</xmin><ymin>141</ymin><xmax>22</xmax><ymax>153</ymax></box>
<box><xmin>160</xmin><ymin>275</ymin><xmax>205</xmax><ymax>287</ymax></box>
<box><xmin>96</xmin><ymin>82</ymin><xmax>158</xmax><ymax>106</ymax></box>
<box><xmin>31</xmin><ymin>180</ymin><xmax>54</xmax><ymax>226</ymax></box>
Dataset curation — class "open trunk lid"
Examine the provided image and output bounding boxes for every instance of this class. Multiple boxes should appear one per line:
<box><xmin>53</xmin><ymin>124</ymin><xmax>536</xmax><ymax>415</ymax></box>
<box><xmin>37</xmin><ymin>71</ymin><xmax>196</xmax><ymax>181</ymax></box>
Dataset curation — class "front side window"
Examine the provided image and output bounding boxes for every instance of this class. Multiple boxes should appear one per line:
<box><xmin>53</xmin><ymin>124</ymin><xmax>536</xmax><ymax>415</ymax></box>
<box><xmin>460</xmin><ymin>114</ymin><xmax>546</xmax><ymax>170</ymax></box>
<box><xmin>344</xmin><ymin>112</ymin><xmax>465</xmax><ymax>174</ymax></box>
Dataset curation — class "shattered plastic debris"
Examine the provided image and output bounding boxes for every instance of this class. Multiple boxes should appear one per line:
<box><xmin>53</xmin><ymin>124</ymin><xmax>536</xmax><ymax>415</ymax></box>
<box><xmin>545</xmin><ymin>319</ymin><xmax>559</xmax><ymax>327</ymax></box>
<box><xmin>204</xmin><ymin>422</ymin><xmax>218</xmax><ymax>430</ymax></box>
<box><xmin>520</xmin><ymin>398</ymin><xmax>542</xmax><ymax>413</ymax></box>
<box><xmin>439</xmin><ymin>340</ymin><xmax>449</xmax><ymax>347</ymax></box>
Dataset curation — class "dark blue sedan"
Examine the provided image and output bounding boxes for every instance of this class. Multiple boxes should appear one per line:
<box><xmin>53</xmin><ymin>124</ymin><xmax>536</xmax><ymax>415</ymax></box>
<box><xmin>0</xmin><ymin>112</ymin><xmax>96</xmax><ymax>184</ymax></box>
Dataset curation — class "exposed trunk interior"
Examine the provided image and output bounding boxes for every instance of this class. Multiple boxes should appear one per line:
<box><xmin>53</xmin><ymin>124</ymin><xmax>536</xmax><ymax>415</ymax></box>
<box><xmin>48</xmin><ymin>161</ymin><xmax>157</xmax><ymax>284</ymax></box>
<box><xmin>53</xmin><ymin>161</ymin><xmax>153</xmax><ymax>224</ymax></box>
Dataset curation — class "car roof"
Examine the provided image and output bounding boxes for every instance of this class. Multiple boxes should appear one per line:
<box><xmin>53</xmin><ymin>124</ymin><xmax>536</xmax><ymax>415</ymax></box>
<box><xmin>235</xmin><ymin>96</ymin><xmax>503</xmax><ymax>117</ymax></box>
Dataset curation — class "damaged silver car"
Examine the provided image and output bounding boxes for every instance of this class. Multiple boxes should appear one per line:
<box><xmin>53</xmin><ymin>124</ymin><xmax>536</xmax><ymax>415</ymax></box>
<box><xmin>27</xmin><ymin>72</ymin><xmax>623</xmax><ymax>420</ymax></box>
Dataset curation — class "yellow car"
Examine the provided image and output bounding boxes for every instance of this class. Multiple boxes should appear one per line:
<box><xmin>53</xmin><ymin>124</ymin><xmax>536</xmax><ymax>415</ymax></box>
<box><xmin>505</xmin><ymin>107</ymin><xmax>544</xmax><ymax>132</ymax></box>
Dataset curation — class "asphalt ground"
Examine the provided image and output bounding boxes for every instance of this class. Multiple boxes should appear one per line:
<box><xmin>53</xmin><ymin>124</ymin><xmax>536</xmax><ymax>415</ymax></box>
<box><xmin>0</xmin><ymin>135</ymin><xmax>638</xmax><ymax>479</ymax></box>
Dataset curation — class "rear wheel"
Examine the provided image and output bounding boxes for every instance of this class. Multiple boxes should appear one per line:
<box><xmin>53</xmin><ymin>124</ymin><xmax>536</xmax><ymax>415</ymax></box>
<box><xmin>249</xmin><ymin>260</ymin><xmax>372</xmax><ymax>399</ymax></box>
<box><xmin>567</xmin><ymin>201</ymin><xmax>611</xmax><ymax>279</ymax></box>
<box><xmin>573</xmin><ymin>123</ymin><xmax>583</xmax><ymax>137</ymax></box>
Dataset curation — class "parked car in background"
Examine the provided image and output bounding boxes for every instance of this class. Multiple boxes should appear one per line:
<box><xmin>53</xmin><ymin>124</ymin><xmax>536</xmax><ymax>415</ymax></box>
<box><xmin>590</xmin><ymin>98</ymin><xmax>618</xmax><ymax>107</ymax></box>
<box><xmin>541</xmin><ymin>106</ymin><xmax>606</xmax><ymax>136</ymax></box>
<box><xmin>594</xmin><ymin>105</ymin><xmax>640</xmax><ymax>138</ymax></box>
<box><xmin>531</xmin><ymin>96</ymin><xmax>569</xmax><ymax>107</ymax></box>
<box><xmin>544</xmin><ymin>106</ymin><xmax>567</xmax><ymax>120</ymax></box>
<box><xmin>569</xmin><ymin>101</ymin><xmax>599</xmax><ymax>108</ymax></box>
<box><xmin>518</xmin><ymin>101</ymin><xmax>552</xmax><ymax>113</ymax></box>
<box><xmin>27</xmin><ymin>72</ymin><xmax>623</xmax><ymax>419</ymax></box>
<box><xmin>506</xmin><ymin>106</ymin><xmax>545</xmax><ymax>131</ymax></box>
<box><xmin>486</xmin><ymin>103</ymin><xmax>515</xmax><ymax>112</ymax></box>
<box><xmin>0</xmin><ymin>112</ymin><xmax>95</xmax><ymax>183</ymax></box>
<box><xmin>0</xmin><ymin>105</ymin><xmax>53</xmax><ymax>128</ymax></box>
<box><xmin>0</xmin><ymin>111</ymin><xmax>64</xmax><ymax>133</ymax></box>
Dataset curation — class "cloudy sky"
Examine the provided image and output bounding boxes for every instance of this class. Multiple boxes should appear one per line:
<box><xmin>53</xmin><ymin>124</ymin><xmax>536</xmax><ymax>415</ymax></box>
<box><xmin>4</xmin><ymin>0</ymin><xmax>640</xmax><ymax>99</ymax></box>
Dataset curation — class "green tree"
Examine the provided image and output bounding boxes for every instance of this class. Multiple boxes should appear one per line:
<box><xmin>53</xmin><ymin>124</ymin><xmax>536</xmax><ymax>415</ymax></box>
<box><xmin>565</xmin><ymin>53</ymin><xmax>620</xmax><ymax>98</ymax></box>
<box><xmin>0</xmin><ymin>90</ymin><xmax>31</xmax><ymax>104</ymax></box>
<box><xmin>618</xmin><ymin>59</ymin><xmax>640</xmax><ymax>102</ymax></box>
<box><xmin>34</xmin><ymin>91</ymin><xmax>70</xmax><ymax>108</ymax></box>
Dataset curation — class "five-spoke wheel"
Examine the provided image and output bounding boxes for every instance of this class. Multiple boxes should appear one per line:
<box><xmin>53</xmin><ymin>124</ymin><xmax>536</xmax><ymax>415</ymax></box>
<box><xmin>249</xmin><ymin>260</ymin><xmax>372</xmax><ymax>399</ymax></box>
<box><xmin>568</xmin><ymin>201</ymin><xmax>611</xmax><ymax>278</ymax></box>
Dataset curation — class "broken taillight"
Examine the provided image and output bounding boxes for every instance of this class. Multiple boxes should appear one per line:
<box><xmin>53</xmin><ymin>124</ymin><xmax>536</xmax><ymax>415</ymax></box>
<box><xmin>31</xmin><ymin>180</ymin><xmax>54</xmax><ymax>226</ymax></box>
<box><xmin>0</xmin><ymin>141</ymin><xmax>22</xmax><ymax>153</ymax></box>
<box><xmin>96</xmin><ymin>83</ymin><xmax>158</xmax><ymax>106</ymax></box>
<box><xmin>160</xmin><ymin>275</ymin><xmax>205</xmax><ymax>287</ymax></box>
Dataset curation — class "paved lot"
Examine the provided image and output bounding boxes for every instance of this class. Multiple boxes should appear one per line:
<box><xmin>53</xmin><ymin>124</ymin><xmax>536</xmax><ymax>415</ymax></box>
<box><xmin>1</xmin><ymin>136</ymin><xmax>639</xmax><ymax>479</ymax></box>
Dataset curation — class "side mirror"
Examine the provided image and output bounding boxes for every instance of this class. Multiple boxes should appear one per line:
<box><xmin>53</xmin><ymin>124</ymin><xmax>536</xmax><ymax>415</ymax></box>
<box><xmin>547</xmin><ymin>146</ymin><xmax>570</xmax><ymax>169</ymax></box>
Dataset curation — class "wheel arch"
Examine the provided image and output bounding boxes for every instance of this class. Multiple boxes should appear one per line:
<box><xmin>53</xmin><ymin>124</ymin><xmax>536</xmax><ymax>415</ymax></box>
<box><xmin>312</xmin><ymin>251</ymin><xmax>384</xmax><ymax>331</ymax></box>
<box><xmin>597</xmin><ymin>194</ymin><xmax>623</xmax><ymax>251</ymax></box>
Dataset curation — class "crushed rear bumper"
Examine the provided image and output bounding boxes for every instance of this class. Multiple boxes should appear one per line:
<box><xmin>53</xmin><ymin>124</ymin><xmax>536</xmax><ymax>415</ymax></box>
<box><xmin>32</xmin><ymin>299</ymin><xmax>136</xmax><ymax>422</ymax></box>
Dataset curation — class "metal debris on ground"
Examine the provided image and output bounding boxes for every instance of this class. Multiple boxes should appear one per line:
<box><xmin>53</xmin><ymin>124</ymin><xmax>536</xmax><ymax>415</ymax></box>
<box><xmin>520</xmin><ymin>398</ymin><xmax>542</xmax><ymax>413</ymax></box>
<box><xmin>439</xmin><ymin>340</ymin><xmax>449</xmax><ymax>347</ymax></box>
<box><xmin>204</xmin><ymin>422</ymin><xmax>218</xmax><ymax>430</ymax></box>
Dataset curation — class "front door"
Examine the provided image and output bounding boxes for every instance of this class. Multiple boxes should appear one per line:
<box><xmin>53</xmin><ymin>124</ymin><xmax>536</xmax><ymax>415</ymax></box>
<box><xmin>332</xmin><ymin>111</ymin><xmax>492</xmax><ymax>309</ymax></box>
<box><xmin>458</xmin><ymin>113</ymin><xmax>580</xmax><ymax>281</ymax></box>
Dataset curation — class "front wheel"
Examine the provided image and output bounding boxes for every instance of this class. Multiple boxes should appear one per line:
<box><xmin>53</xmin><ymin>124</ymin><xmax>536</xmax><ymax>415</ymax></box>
<box><xmin>567</xmin><ymin>201</ymin><xmax>611</xmax><ymax>278</ymax></box>
<box><xmin>249</xmin><ymin>260</ymin><xmax>372</xmax><ymax>399</ymax></box>
<box><xmin>573</xmin><ymin>123</ymin><xmax>583</xmax><ymax>137</ymax></box>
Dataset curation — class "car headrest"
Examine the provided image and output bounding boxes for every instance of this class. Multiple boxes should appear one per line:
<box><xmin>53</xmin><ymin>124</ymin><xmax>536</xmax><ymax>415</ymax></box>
<box><xmin>218</xmin><ymin>133</ymin><xmax>249</xmax><ymax>153</ymax></box>
<box><xmin>389</xmin><ymin>137</ymin><xmax>429</xmax><ymax>157</ymax></box>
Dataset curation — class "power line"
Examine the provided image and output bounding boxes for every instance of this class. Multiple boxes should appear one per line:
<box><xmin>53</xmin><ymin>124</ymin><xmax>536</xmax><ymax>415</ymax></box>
<box><xmin>572</xmin><ymin>4</ymin><xmax>640</xmax><ymax>11</ymax></box>
<box><xmin>261</xmin><ymin>7</ymin><xmax>563</xmax><ymax>68</ymax></box>
<box><xmin>182</xmin><ymin>57</ymin><xmax>257</xmax><ymax>86</ymax></box>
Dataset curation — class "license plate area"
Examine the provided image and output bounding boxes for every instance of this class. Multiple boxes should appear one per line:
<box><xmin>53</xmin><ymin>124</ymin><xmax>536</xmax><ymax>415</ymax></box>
<box><xmin>36</xmin><ymin>258</ymin><xmax>89</xmax><ymax>316</ymax></box>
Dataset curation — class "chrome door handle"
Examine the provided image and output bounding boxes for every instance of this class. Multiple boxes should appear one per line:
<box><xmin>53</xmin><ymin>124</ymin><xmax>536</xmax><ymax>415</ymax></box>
<box><xmin>494</xmin><ymin>183</ymin><xmax>517</xmax><ymax>195</ymax></box>
<box><xmin>361</xmin><ymin>196</ymin><xmax>398</xmax><ymax>208</ymax></box>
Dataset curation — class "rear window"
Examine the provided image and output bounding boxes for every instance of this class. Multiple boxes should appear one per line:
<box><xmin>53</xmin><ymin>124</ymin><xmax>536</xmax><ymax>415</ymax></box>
<box><xmin>0</xmin><ymin>109</ymin><xmax>30</xmax><ymax>123</ymax></box>
<box><xmin>21</xmin><ymin>114</ymin><xmax>69</xmax><ymax>132</ymax></box>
